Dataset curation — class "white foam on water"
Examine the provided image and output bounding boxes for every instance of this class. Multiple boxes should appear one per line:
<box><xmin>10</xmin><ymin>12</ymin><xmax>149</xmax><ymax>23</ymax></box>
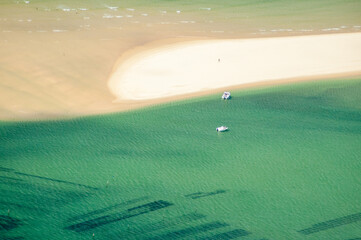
<box><xmin>106</xmin><ymin>6</ymin><xmax>118</xmax><ymax>11</ymax></box>
<box><xmin>58</xmin><ymin>7</ymin><xmax>77</xmax><ymax>12</ymax></box>
<box><xmin>141</xmin><ymin>13</ymin><xmax>148</xmax><ymax>16</ymax></box>
<box><xmin>179</xmin><ymin>20</ymin><xmax>195</xmax><ymax>24</ymax></box>
<box><xmin>199</xmin><ymin>7</ymin><xmax>211</xmax><ymax>11</ymax></box>
<box><xmin>126</xmin><ymin>8</ymin><xmax>135</xmax><ymax>11</ymax></box>
<box><xmin>270</xmin><ymin>29</ymin><xmax>294</xmax><ymax>32</ymax></box>
<box><xmin>322</xmin><ymin>27</ymin><xmax>341</xmax><ymax>31</ymax></box>
<box><xmin>176</xmin><ymin>10</ymin><xmax>181</xmax><ymax>14</ymax></box>
<box><xmin>103</xmin><ymin>14</ymin><xmax>114</xmax><ymax>19</ymax></box>
<box><xmin>52</xmin><ymin>29</ymin><xmax>67</xmax><ymax>33</ymax></box>
<box><xmin>78</xmin><ymin>8</ymin><xmax>88</xmax><ymax>11</ymax></box>
<box><xmin>116</xmin><ymin>16</ymin><xmax>123</xmax><ymax>18</ymax></box>
<box><xmin>160</xmin><ymin>10</ymin><xmax>167</xmax><ymax>14</ymax></box>
<box><xmin>126</xmin><ymin>15</ymin><xmax>133</xmax><ymax>18</ymax></box>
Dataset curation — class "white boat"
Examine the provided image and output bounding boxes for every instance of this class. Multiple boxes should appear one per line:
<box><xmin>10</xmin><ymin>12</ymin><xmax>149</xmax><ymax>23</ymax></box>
<box><xmin>216</xmin><ymin>126</ymin><xmax>228</xmax><ymax>132</ymax></box>
<box><xmin>222</xmin><ymin>91</ymin><xmax>231</xmax><ymax>100</ymax></box>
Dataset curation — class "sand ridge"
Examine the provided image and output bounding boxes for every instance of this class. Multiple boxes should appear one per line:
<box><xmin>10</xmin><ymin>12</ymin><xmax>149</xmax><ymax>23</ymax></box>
<box><xmin>108</xmin><ymin>33</ymin><xmax>361</xmax><ymax>101</ymax></box>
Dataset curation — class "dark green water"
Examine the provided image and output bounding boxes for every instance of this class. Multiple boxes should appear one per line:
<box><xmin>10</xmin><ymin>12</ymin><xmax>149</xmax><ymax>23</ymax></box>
<box><xmin>1</xmin><ymin>79</ymin><xmax>361</xmax><ymax>239</ymax></box>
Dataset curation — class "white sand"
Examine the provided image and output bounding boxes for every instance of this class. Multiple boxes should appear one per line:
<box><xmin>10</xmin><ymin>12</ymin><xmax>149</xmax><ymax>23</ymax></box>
<box><xmin>108</xmin><ymin>33</ymin><xmax>361</xmax><ymax>101</ymax></box>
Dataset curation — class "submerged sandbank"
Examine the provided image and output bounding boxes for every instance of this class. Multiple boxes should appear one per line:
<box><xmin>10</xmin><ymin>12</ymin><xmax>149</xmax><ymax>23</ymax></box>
<box><xmin>108</xmin><ymin>33</ymin><xmax>361</xmax><ymax>101</ymax></box>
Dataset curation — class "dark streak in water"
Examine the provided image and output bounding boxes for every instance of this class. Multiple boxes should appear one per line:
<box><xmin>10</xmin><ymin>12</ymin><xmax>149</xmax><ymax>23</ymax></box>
<box><xmin>0</xmin><ymin>179</ymin><xmax>89</xmax><ymax>201</ymax></box>
<box><xmin>0</xmin><ymin>175</ymin><xmax>23</xmax><ymax>182</ymax></box>
<box><xmin>0</xmin><ymin>215</ymin><xmax>22</xmax><ymax>231</ymax></box>
<box><xmin>0</xmin><ymin>167</ymin><xmax>14</xmax><ymax>172</ymax></box>
<box><xmin>185</xmin><ymin>192</ymin><xmax>203</xmax><ymax>197</ymax></box>
<box><xmin>13</xmin><ymin>171</ymin><xmax>98</xmax><ymax>190</ymax></box>
<box><xmin>298</xmin><ymin>212</ymin><xmax>361</xmax><ymax>235</ymax></box>
<box><xmin>2</xmin><ymin>237</ymin><xmax>25</xmax><ymax>240</ymax></box>
<box><xmin>65</xmin><ymin>200</ymin><xmax>173</xmax><ymax>232</ymax></box>
<box><xmin>200</xmin><ymin>229</ymin><xmax>250</xmax><ymax>240</ymax></box>
<box><xmin>146</xmin><ymin>221</ymin><xmax>229</xmax><ymax>240</ymax></box>
<box><xmin>185</xmin><ymin>190</ymin><xmax>227</xmax><ymax>199</ymax></box>
<box><xmin>119</xmin><ymin>212</ymin><xmax>206</xmax><ymax>237</ymax></box>
<box><xmin>67</xmin><ymin>196</ymin><xmax>149</xmax><ymax>222</ymax></box>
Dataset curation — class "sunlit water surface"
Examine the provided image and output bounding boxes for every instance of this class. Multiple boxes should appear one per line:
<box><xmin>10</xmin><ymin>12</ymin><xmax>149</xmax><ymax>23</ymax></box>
<box><xmin>1</xmin><ymin>79</ymin><xmax>361</xmax><ymax>239</ymax></box>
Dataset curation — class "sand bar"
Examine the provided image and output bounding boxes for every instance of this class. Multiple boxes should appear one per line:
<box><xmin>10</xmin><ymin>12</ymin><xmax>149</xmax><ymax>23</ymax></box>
<box><xmin>108</xmin><ymin>33</ymin><xmax>361</xmax><ymax>101</ymax></box>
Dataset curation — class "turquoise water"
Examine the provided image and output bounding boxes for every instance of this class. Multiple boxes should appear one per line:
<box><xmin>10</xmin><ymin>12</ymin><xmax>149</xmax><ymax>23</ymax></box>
<box><xmin>1</xmin><ymin>79</ymin><xmax>361</xmax><ymax>239</ymax></box>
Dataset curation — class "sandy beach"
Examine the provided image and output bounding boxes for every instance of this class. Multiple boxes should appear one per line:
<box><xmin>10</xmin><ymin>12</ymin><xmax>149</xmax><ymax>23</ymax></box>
<box><xmin>108</xmin><ymin>33</ymin><xmax>361</xmax><ymax>102</ymax></box>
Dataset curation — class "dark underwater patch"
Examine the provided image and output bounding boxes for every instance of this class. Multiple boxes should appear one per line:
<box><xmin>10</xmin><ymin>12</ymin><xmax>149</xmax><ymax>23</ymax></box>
<box><xmin>65</xmin><ymin>200</ymin><xmax>173</xmax><ymax>232</ymax></box>
<box><xmin>298</xmin><ymin>212</ymin><xmax>361</xmax><ymax>235</ymax></box>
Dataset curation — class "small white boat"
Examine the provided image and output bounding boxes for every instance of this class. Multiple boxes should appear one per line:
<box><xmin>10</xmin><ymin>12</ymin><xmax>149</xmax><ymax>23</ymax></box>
<box><xmin>216</xmin><ymin>126</ymin><xmax>228</xmax><ymax>132</ymax></box>
<box><xmin>222</xmin><ymin>91</ymin><xmax>231</xmax><ymax>100</ymax></box>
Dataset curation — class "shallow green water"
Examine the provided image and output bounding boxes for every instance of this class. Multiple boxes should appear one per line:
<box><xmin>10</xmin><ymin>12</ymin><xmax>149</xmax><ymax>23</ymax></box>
<box><xmin>1</xmin><ymin>0</ymin><xmax>360</xmax><ymax>36</ymax></box>
<box><xmin>1</xmin><ymin>79</ymin><xmax>361</xmax><ymax>239</ymax></box>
